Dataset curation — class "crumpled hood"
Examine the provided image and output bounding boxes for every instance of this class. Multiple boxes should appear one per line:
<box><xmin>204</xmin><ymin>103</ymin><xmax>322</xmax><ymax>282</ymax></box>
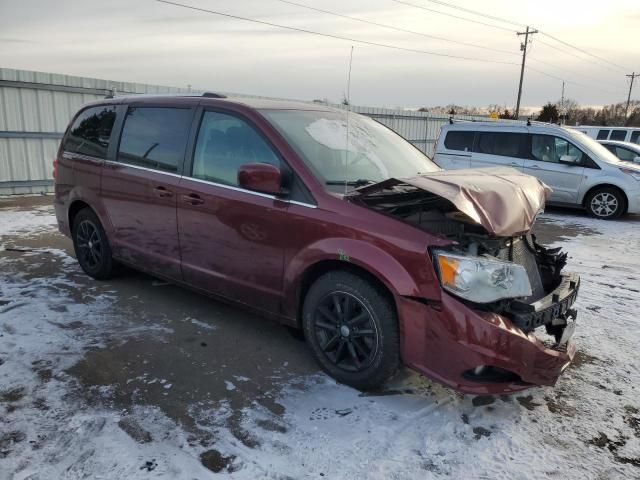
<box><xmin>352</xmin><ymin>167</ymin><xmax>552</xmax><ymax>236</ymax></box>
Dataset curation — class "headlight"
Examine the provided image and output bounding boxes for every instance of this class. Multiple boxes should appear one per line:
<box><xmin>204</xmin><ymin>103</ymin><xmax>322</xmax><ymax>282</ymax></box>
<box><xmin>433</xmin><ymin>250</ymin><xmax>532</xmax><ymax>303</ymax></box>
<box><xmin>620</xmin><ymin>167</ymin><xmax>640</xmax><ymax>181</ymax></box>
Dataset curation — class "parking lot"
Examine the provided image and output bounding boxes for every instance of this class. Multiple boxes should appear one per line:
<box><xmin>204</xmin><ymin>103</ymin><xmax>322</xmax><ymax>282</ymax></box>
<box><xmin>1</xmin><ymin>195</ymin><xmax>639</xmax><ymax>479</ymax></box>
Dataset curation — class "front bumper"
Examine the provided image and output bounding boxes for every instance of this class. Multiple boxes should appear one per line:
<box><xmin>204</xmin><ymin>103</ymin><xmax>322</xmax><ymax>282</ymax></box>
<box><xmin>397</xmin><ymin>275</ymin><xmax>579</xmax><ymax>394</ymax></box>
<box><xmin>627</xmin><ymin>191</ymin><xmax>640</xmax><ymax>214</ymax></box>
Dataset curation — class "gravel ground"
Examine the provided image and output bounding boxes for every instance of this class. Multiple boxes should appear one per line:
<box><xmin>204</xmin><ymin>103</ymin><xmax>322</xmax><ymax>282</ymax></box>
<box><xmin>0</xmin><ymin>196</ymin><xmax>639</xmax><ymax>479</ymax></box>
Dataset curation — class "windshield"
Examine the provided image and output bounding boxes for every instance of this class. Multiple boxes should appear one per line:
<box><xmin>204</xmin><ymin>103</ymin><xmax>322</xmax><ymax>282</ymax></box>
<box><xmin>261</xmin><ymin>109</ymin><xmax>440</xmax><ymax>190</ymax></box>
<box><xmin>564</xmin><ymin>128</ymin><xmax>626</xmax><ymax>165</ymax></box>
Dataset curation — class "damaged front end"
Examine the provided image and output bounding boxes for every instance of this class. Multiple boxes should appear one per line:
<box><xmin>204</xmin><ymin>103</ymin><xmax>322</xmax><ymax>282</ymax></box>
<box><xmin>349</xmin><ymin>167</ymin><xmax>579</xmax><ymax>392</ymax></box>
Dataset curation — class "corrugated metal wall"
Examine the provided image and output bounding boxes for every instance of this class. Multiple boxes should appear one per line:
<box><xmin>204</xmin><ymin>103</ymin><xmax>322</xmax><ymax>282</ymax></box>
<box><xmin>0</xmin><ymin>67</ymin><xmax>506</xmax><ymax>195</ymax></box>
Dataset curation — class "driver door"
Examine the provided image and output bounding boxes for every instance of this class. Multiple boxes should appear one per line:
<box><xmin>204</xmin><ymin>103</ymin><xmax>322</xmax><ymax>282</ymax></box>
<box><xmin>523</xmin><ymin>134</ymin><xmax>585</xmax><ymax>203</ymax></box>
<box><xmin>177</xmin><ymin>109</ymin><xmax>289</xmax><ymax>314</ymax></box>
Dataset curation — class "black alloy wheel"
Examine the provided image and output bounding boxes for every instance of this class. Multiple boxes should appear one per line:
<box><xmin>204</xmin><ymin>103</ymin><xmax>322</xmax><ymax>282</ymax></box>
<box><xmin>72</xmin><ymin>208</ymin><xmax>115</xmax><ymax>279</ymax></box>
<box><xmin>302</xmin><ymin>271</ymin><xmax>400</xmax><ymax>390</ymax></box>
<box><xmin>313</xmin><ymin>291</ymin><xmax>379</xmax><ymax>372</ymax></box>
<box><xmin>76</xmin><ymin>219</ymin><xmax>103</xmax><ymax>270</ymax></box>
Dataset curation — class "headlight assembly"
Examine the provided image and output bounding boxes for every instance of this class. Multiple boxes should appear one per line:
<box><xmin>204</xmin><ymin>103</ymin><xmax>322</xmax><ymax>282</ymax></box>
<box><xmin>433</xmin><ymin>250</ymin><xmax>532</xmax><ymax>303</ymax></box>
<box><xmin>620</xmin><ymin>167</ymin><xmax>640</xmax><ymax>181</ymax></box>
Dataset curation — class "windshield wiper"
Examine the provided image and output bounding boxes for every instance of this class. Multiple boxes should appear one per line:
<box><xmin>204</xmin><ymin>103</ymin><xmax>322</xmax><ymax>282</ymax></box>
<box><xmin>325</xmin><ymin>179</ymin><xmax>375</xmax><ymax>187</ymax></box>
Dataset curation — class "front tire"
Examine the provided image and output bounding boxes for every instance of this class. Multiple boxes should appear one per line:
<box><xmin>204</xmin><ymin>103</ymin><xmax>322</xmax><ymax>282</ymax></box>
<box><xmin>71</xmin><ymin>208</ymin><xmax>115</xmax><ymax>279</ymax></box>
<box><xmin>302</xmin><ymin>271</ymin><xmax>400</xmax><ymax>390</ymax></box>
<box><xmin>586</xmin><ymin>187</ymin><xmax>625</xmax><ymax>219</ymax></box>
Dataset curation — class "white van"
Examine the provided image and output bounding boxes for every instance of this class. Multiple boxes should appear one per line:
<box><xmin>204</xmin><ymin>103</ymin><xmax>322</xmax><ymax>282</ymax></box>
<box><xmin>434</xmin><ymin>121</ymin><xmax>640</xmax><ymax>219</ymax></box>
<box><xmin>573</xmin><ymin>126</ymin><xmax>640</xmax><ymax>144</ymax></box>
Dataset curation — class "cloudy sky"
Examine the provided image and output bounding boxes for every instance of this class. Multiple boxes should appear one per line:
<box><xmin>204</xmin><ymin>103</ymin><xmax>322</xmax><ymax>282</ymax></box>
<box><xmin>1</xmin><ymin>0</ymin><xmax>637</xmax><ymax>110</ymax></box>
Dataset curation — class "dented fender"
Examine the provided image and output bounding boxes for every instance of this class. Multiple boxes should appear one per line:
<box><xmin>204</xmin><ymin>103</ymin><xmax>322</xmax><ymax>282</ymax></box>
<box><xmin>281</xmin><ymin>237</ymin><xmax>440</xmax><ymax>319</ymax></box>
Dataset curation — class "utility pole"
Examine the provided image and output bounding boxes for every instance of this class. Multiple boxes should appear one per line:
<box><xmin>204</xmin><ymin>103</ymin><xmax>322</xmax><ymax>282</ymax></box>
<box><xmin>624</xmin><ymin>72</ymin><xmax>638</xmax><ymax>120</ymax></box>
<box><xmin>515</xmin><ymin>26</ymin><xmax>538</xmax><ymax>120</ymax></box>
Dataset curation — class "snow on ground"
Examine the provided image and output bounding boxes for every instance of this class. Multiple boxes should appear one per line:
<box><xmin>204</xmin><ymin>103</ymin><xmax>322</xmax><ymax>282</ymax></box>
<box><xmin>1</xmin><ymin>204</ymin><xmax>639</xmax><ymax>479</ymax></box>
<box><xmin>0</xmin><ymin>206</ymin><xmax>57</xmax><ymax>239</ymax></box>
<box><xmin>0</xmin><ymin>207</ymin><xmax>213</xmax><ymax>479</ymax></box>
<box><xmin>213</xmin><ymin>213</ymin><xmax>640</xmax><ymax>480</ymax></box>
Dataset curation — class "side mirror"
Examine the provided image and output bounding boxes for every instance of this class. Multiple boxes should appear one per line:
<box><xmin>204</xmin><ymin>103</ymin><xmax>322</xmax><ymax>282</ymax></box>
<box><xmin>238</xmin><ymin>163</ymin><xmax>282</xmax><ymax>196</ymax></box>
<box><xmin>559</xmin><ymin>155</ymin><xmax>580</xmax><ymax>165</ymax></box>
<box><xmin>634</xmin><ymin>156</ymin><xmax>640</xmax><ymax>164</ymax></box>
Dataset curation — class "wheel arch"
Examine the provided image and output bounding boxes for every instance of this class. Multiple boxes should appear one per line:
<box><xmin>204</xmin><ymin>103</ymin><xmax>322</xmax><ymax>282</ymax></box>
<box><xmin>294</xmin><ymin>260</ymin><xmax>398</xmax><ymax>328</ymax></box>
<box><xmin>68</xmin><ymin>199</ymin><xmax>93</xmax><ymax>231</ymax></box>
<box><xmin>582</xmin><ymin>183</ymin><xmax>628</xmax><ymax>214</ymax></box>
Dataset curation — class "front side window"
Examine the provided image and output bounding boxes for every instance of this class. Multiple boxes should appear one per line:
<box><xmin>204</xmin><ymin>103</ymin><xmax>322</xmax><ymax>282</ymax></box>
<box><xmin>261</xmin><ymin>109</ymin><xmax>439</xmax><ymax>190</ymax></box>
<box><xmin>596</xmin><ymin>129</ymin><xmax>610</xmax><ymax>140</ymax></box>
<box><xmin>475</xmin><ymin>132</ymin><xmax>524</xmax><ymax>157</ymax></box>
<box><xmin>444</xmin><ymin>131</ymin><xmax>474</xmax><ymax>152</ymax></box>
<box><xmin>631</xmin><ymin>131</ymin><xmax>640</xmax><ymax>144</ymax></box>
<box><xmin>610</xmin><ymin>130</ymin><xmax>626</xmax><ymax>141</ymax></box>
<box><xmin>117</xmin><ymin>107</ymin><xmax>192</xmax><ymax>173</ymax></box>
<box><xmin>615</xmin><ymin>146</ymin><xmax>637</xmax><ymax>162</ymax></box>
<box><xmin>192</xmin><ymin>111</ymin><xmax>280</xmax><ymax>186</ymax></box>
<box><xmin>531</xmin><ymin>135</ymin><xmax>583</xmax><ymax>163</ymax></box>
<box><xmin>64</xmin><ymin>105</ymin><xmax>116</xmax><ymax>159</ymax></box>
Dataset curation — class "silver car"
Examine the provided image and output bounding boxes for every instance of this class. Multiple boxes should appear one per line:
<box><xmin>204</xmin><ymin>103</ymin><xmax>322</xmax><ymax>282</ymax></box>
<box><xmin>434</xmin><ymin>121</ymin><xmax>640</xmax><ymax>219</ymax></box>
<box><xmin>599</xmin><ymin>140</ymin><xmax>640</xmax><ymax>164</ymax></box>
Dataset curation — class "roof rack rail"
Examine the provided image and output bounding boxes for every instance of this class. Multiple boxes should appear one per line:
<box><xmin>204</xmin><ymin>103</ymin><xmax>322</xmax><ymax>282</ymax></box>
<box><xmin>201</xmin><ymin>92</ymin><xmax>226</xmax><ymax>98</ymax></box>
<box><xmin>107</xmin><ymin>91</ymin><xmax>227</xmax><ymax>99</ymax></box>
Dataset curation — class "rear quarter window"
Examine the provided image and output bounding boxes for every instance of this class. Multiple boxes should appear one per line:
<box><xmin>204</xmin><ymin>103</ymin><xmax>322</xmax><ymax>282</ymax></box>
<box><xmin>610</xmin><ymin>130</ymin><xmax>627</xmax><ymax>141</ymax></box>
<box><xmin>63</xmin><ymin>105</ymin><xmax>116</xmax><ymax>159</ymax></box>
<box><xmin>615</xmin><ymin>146</ymin><xmax>637</xmax><ymax>162</ymax></box>
<box><xmin>475</xmin><ymin>132</ymin><xmax>524</xmax><ymax>157</ymax></box>
<box><xmin>631</xmin><ymin>131</ymin><xmax>640</xmax><ymax>144</ymax></box>
<box><xmin>443</xmin><ymin>131</ymin><xmax>474</xmax><ymax>152</ymax></box>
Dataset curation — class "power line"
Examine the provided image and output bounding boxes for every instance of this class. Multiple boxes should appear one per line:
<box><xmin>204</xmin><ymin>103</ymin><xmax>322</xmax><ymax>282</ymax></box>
<box><xmin>400</xmin><ymin>0</ymin><xmax>632</xmax><ymax>73</ymax></box>
<box><xmin>154</xmin><ymin>0</ymin><xmax>519</xmax><ymax>65</ymax></box>
<box><xmin>534</xmin><ymin>37</ymin><xmax>629</xmax><ymax>78</ymax></box>
<box><xmin>538</xmin><ymin>31</ymin><xmax>629</xmax><ymax>72</ymax></box>
<box><xmin>275</xmin><ymin>0</ymin><xmax>621</xmax><ymax>89</ymax></box>
<box><xmin>154</xmin><ymin>0</ymin><xmax>622</xmax><ymax>100</ymax></box>
<box><xmin>390</xmin><ymin>0</ymin><xmax>516</xmax><ymax>33</ymax></box>
<box><xmin>273</xmin><ymin>0</ymin><xmax>520</xmax><ymax>57</ymax></box>
<box><xmin>526</xmin><ymin>66</ymin><xmax>619</xmax><ymax>96</ymax></box>
<box><xmin>424</xmin><ymin>0</ymin><xmax>524</xmax><ymax>28</ymax></box>
<box><xmin>528</xmin><ymin>56</ymin><xmax>625</xmax><ymax>91</ymax></box>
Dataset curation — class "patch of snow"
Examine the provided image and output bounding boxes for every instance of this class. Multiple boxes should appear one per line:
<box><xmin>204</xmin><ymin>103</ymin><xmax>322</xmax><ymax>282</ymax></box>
<box><xmin>0</xmin><ymin>205</ymin><xmax>57</xmax><ymax>238</ymax></box>
<box><xmin>186</xmin><ymin>317</ymin><xmax>217</xmax><ymax>331</ymax></box>
<box><xmin>0</xmin><ymin>206</ymin><xmax>213</xmax><ymax>479</ymax></box>
<box><xmin>225</xmin><ymin>381</ymin><xmax>236</xmax><ymax>391</ymax></box>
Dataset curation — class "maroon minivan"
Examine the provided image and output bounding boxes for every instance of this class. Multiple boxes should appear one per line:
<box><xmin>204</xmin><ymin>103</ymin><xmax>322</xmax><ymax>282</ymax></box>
<box><xmin>54</xmin><ymin>94</ymin><xmax>580</xmax><ymax>394</ymax></box>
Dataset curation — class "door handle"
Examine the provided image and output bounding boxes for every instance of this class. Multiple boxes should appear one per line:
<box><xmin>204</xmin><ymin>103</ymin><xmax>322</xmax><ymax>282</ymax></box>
<box><xmin>509</xmin><ymin>162</ymin><xmax>520</xmax><ymax>167</ymax></box>
<box><xmin>153</xmin><ymin>185</ymin><xmax>173</xmax><ymax>198</ymax></box>
<box><xmin>528</xmin><ymin>164</ymin><xmax>541</xmax><ymax>170</ymax></box>
<box><xmin>181</xmin><ymin>193</ymin><xmax>205</xmax><ymax>206</ymax></box>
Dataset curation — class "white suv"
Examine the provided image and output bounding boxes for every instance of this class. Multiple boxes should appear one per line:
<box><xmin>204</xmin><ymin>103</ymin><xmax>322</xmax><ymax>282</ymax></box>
<box><xmin>434</xmin><ymin>121</ymin><xmax>640</xmax><ymax>219</ymax></box>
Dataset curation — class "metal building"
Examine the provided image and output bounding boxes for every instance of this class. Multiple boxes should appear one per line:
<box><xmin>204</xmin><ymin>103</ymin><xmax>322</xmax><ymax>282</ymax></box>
<box><xmin>0</xmin><ymin>67</ymin><xmax>501</xmax><ymax>196</ymax></box>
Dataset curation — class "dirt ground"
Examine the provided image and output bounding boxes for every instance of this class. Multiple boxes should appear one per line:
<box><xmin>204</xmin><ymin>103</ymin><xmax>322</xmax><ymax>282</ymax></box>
<box><xmin>1</xmin><ymin>195</ymin><xmax>639</xmax><ymax>479</ymax></box>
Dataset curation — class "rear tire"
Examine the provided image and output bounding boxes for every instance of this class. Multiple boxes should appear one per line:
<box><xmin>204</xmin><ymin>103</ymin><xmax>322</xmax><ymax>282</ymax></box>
<box><xmin>585</xmin><ymin>187</ymin><xmax>625</xmax><ymax>219</ymax></box>
<box><xmin>302</xmin><ymin>271</ymin><xmax>400</xmax><ymax>390</ymax></box>
<box><xmin>71</xmin><ymin>208</ymin><xmax>115</xmax><ymax>280</ymax></box>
